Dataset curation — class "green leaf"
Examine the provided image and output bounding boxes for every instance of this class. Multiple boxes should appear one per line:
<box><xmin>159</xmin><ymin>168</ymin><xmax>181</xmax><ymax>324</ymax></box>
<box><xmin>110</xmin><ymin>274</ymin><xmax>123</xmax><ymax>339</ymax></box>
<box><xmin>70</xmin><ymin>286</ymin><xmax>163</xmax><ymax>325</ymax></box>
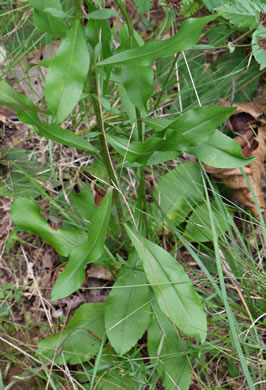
<box><xmin>188</xmin><ymin>130</ymin><xmax>255</xmax><ymax>168</ymax></box>
<box><xmin>143</xmin><ymin>117</ymin><xmax>173</xmax><ymax>132</ymax></box>
<box><xmin>125</xmin><ymin>225</ymin><xmax>207</xmax><ymax>343</ymax></box>
<box><xmin>202</xmin><ymin>0</ymin><xmax>223</xmax><ymax>12</ymax></box>
<box><xmin>107</xmin><ymin>134</ymin><xmax>163</xmax><ymax>165</ymax></box>
<box><xmin>121</xmin><ymin>65</ymin><xmax>154</xmax><ymax>113</ymax></box>
<box><xmin>11</xmin><ymin>198</ymin><xmax>87</xmax><ymax>257</ymax></box>
<box><xmin>45</xmin><ymin>20</ymin><xmax>90</xmax><ymax>123</ymax></box>
<box><xmin>98</xmin><ymin>15</ymin><xmax>216</xmax><ymax>66</ymax></box>
<box><xmin>184</xmin><ymin>202</ymin><xmax>233</xmax><ymax>242</ymax></box>
<box><xmin>18</xmin><ymin>111</ymin><xmax>96</xmax><ymax>153</ymax></box>
<box><xmin>0</xmin><ymin>79</ymin><xmax>40</xmax><ymax>112</ymax></box>
<box><xmin>51</xmin><ymin>189</ymin><xmax>112</xmax><ymax>300</ymax></box>
<box><xmin>37</xmin><ymin>303</ymin><xmax>105</xmax><ymax>364</ymax></box>
<box><xmin>117</xmin><ymin>83</ymin><xmax>137</xmax><ymax>122</ymax></box>
<box><xmin>70</xmin><ymin>184</ymin><xmax>96</xmax><ymax>222</ymax></box>
<box><xmin>154</xmin><ymin>162</ymin><xmax>204</xmax><ymax>227</ymax></box>
<box><xmin>252</xmin><ymin>25</ymin><xmax>266</xmax><ymax>70</ymax></box>
<box><xmin>28</xmin><ymin>0</ymin><xmax>67</xmax><ymax>37</ymax></box>
<box><xmin>148</xmin><ymin>300</ymin><xmax>192</xmax><ymax>390</ymax></box>
<box><xmin>162</xmin><ymin>106</ymin><xmax>236</xmax><ymax>150</ymax></box>
<box><xmin>88</xmin><ymin>9</ymin><xmax>118</xmax><ymax>19</ymax></box>
<box><xmin>105</xmin><ymin>252</ymin><xmax>151</xmax><ymax>355</ymax></box>
<box><xmin>33</xmin><ymin>9</ymin><xmax>67</xmax><ymax>37</ymax></box>
<box><xmin>216</xmin><ymin>0</ymin><xmax>266</xmax><ymax>29</ymax></box>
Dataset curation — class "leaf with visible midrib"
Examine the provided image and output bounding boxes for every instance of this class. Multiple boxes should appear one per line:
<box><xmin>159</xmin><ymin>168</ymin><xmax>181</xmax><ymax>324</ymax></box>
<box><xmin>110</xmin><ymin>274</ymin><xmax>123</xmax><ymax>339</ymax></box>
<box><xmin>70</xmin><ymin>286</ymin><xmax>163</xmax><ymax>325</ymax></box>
<box><xmin>98</xmin><ymin>15</ymin><xmax>216</xmax><ymax>66</ymax></box>
<box><xmin>105</xmin><ymin>252</ymin><xmax>151</xmax><ymax>355</ymax></box>
<box><xmin>18</xmin><ymin>111</ymin><xmax>96</xmax><ymax>153</ymax></box>
<box><xmin>188</xmin><ymin>130</ymin><xmax>255</xmax><ymax>168</ymax></box>
<box><xmin>125</xmin><ymin>225</ymin><xmax>207</xmax><ymax>343</ymax></box>
<box><xmin>148</xmin><ymin>300</ymin><xmax>192</xmax><ymax>390</ymax></box>
<box><xmin>11</xmin><ymin>198</ymin><xmax>87</xmax><ymax>257</ymax></box>
<box><xmin>37</xmin><ymin>303</ymin><xmax>105</xmax><ymax>365</ymax></box>
<box><xmin>51</xmin><ymin>189</ymin><xmax>113</xmax><ymax>300</ymax></box>
<box><xmin>45</xmin><ymin>20</ymin><xmax>90</xmax><ymax>123</ymax></box>
<box><xmin>0</xmin><ymin>79</ymin><xmax>40</xmax><ymax>112</ymax></box>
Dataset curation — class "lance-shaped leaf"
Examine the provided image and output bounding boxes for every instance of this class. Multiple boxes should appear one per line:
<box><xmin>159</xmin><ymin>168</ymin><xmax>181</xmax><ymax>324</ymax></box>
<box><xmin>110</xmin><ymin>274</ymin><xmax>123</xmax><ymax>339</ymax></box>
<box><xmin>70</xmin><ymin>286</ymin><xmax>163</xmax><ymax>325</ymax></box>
<box><xmin>148</xmin><ymin>300</ymin><xmax>192</xmax><ymax>390</ymax></box>
<box><xmin>98</xmin><ymin>15</ymin><xmax>216</xmax><ymax>66</ymax></box>
<box><xmin>153</xmin><ymin>162</ymin><xmax>204</xmax><ymax>227</ymax></box>
<box><xmin>51</xmin><ymin>189</ymin><xmax>112</xmax><ymax>300</ymax></box>
<box><xmin>105</xmin><ymin>252</ymin><xmax>151</xmax><ymax>355</ymax></box>
<box><xmin>188</xmin><ymin>130</ymin><xmax>256</xmax><ymax>168</ymax></box>
<box><xmin>125</xmin><ymin>225</ymin><xmax>207</xmax><ymax>343</ymax></box>
<box><xmin>0</xmin><ymin>79</ymin><xmax>40</xmax><ymax>112</ymax></box>
<box><xmin>161</xmin><ymin>106</ymin><xmax>236</xmax><ymax>151</ymax></box>
<box><xmin>45</xmin><ymin>20</ymin><xmax>90</xmax><ymax>123</ymax></box>
<box><xmin>28</xmin><ymin>0</ymin><xmax>67</xmax><ymax>37</ymax></box>
<box><xmin>88</xmin><ymin>8</ymin><xmax>118</xmax><ymax>19</ymax></box>
<box><xmin>18</xmin><ymin>111</ymin><xmax>96</xmax><ymax>153</ymax></box>
<box><xmin>121</xmin><ymin>65</ymin><xmax>154</xmax><ymax>113</ymax></box>
<box><xmin>11</xmin><ymin>198</ymin><xmax>87</xmax><ymax>257</ymax></box>
<box><xmin>37</xmin><ymin>303</ymin><xmax>105</xmax><ymax>365</ymax></box>
<box><xmin>107</xmin><ymin>134</ymin><xmax>163</xmax><ymax>165</ymax></box>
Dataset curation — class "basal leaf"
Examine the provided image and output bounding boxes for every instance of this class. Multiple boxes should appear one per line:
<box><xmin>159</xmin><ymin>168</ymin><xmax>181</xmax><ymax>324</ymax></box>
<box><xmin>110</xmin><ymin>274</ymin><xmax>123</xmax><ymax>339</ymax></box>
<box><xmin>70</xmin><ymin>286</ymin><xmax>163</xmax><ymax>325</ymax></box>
<box><xmin>11</xmin><ymin>198</ymin><xmax>87</xmax><ymax>257</ymax></box>
<box><xmin>188</xmin><ymin>130</ymin><xmax>255</xmax><ymax>168</ymax></box>
<box><xmin>148</xmin><ymin>300</ymin><xmax>192</xmax><ymax>390</ymax></box>
<box><xmin>45</xmin><ymin>20</ymin><xmax>90</xmax><ymax>123</ymax></box>
<box><xmin>184</xmin><ymin>202</ymin><xmax>233</xmax><ymax>242</ymax></box>
<box><xmin>105</xmin><ymin>252</ymin><xmax>151</xmax><ymax>355</ymax></box>
<box><xmin>18</xmin><ymin>111</ymin><xmax>96</xmax><ymax>153</ymax></box>
<box><xmin>0</xmin><ymin>79</ymin><xmax>40</xmax><ymax>112</ymax></box>
<box><xmin>70</xmin><ymin>184</ymin><xmax>96</xmax><ymax>222</ymax></box>
<box><xmin>125</xmin><ymin>225</ymin><xmax>207</xmax><ymax>343</ymax></box>
<box><xmin>37</xmin><ymin>303</ymin><xmax>105</xmax><ymax>364</ymax></box>
<box><xmin>51</xmin><ymin>189</ymin><xmax>112</xmax><ymax>300</ymax></box>
<box><xmin>98</xmin><ymin>15</ymin><xmax>216</xmax><ymax>66</ymax></box>
<box><xmin>153</xmin><ymin>162</ymin><xmax>204</xmax><ymax>227</ymax></box>
<box><xmin>121</xmin><ymin>65</ymin><xmax>154</xmax><ymax>113</ymax></box>
<box><xmin>162</xmin><ymin>106</ymin><xmax>236</xmax><ymax>150</ymax></box>
<box><xmin>252</xmin><ymin>25</ymin><xmax>266</xmax><ymax>71</ymax></box>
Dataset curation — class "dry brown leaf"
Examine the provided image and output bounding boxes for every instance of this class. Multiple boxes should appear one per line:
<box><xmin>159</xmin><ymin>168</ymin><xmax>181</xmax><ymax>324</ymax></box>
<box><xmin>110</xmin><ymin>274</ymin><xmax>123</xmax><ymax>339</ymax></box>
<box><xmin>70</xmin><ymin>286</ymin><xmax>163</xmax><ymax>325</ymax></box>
<box><xmin>205</xmin><ymin>101</ymin><xmax>266</xmax><ymax>217</ymax></box>
<box><xmin>86</xmin><ymin>263</ymin><xmax>114</xmax><ymax>281</ymax></box>
<box><xmin>219</xmin><ymin>99</ymin><xmax>266</xmax><ymax>135</ymax></box>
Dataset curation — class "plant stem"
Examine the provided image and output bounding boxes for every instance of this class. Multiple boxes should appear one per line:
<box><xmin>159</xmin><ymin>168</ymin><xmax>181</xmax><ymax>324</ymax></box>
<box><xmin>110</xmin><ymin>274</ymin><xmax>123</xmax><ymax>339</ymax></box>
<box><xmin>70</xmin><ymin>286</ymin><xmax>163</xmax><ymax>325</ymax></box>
<box><xmin>115</xmin><ymin>0</ymin><xmax>148</xmax><ymax>233</ymax></box>
<box><xmin>89</xmin><ymin>66</ymin><xmax>124</xmax><ymax>232</ymax></box>
<box><xmin>114</xmin><ymin>0</ymin><xmax>134</xmax><ymax>37</ymax></box>
<box><xmin>74</xmin><ymin>0</ymin><xmax>81</xmax><ymax>18</ymax></box>
<box><xmin>136</xmin><ymin>108</ymin><xmax>148</xmax><ymax>233</ymax></box>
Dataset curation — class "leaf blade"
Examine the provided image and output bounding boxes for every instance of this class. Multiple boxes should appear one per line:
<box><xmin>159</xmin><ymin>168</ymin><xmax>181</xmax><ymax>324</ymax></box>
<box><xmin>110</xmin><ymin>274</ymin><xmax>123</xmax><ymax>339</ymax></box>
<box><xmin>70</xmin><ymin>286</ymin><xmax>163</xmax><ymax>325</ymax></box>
<box><xmin>105</xmin><ymin>252</ymin><xmax>151</xmax><ymax>355</ymax></box>
<box><xmin>11</xmin><ymin>198</ymin><xmax>87</xmax><ymax>257</ymax></box>
<box><xmin>51</xmin><ymin>189</ymin><xmax>113</xmax><ymax>300</ymax></box>
<box><xmin>125</xmin><ymin>225</ymin><xmax>207</xmax><ymax>343</ymax></box>
<box><xmin>18</xmin><ymin>111</ymin><xmax>96</xmax><ymax>153</ymax></box>
<box><xmin>45</xmin><ymin>20</ymin><xmax>90</xmax><ymax>123</ymax></box>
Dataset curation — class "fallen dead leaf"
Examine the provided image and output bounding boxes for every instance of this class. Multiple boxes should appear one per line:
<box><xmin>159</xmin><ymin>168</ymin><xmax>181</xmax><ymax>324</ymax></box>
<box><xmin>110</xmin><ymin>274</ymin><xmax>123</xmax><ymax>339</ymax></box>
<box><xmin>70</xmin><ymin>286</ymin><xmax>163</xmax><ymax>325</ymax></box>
<box><xmin>205</xmin><ymin>101</ymin><xmax>266</xmax><ymax>217</ymax></box>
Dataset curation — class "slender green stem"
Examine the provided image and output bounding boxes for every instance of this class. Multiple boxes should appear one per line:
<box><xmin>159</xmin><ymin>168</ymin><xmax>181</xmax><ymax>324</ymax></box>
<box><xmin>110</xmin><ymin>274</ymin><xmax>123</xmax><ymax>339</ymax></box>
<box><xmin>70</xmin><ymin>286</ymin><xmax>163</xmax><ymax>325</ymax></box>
<box><xmin>89</xmin><ymin>66</ymin><xmax>124</xmax><ymax>231</ymax></box>
<box><xmin>136</xmin><ymin>108</ymin><xmax>147</xmax><ymax>233</ymax></box>
<box><xmin>74</xmin><ymin>0</ymin><xmax>81</xmax><ymax>18</ymax></box>
<box><xmin>115</xmin><ymin>0</ymin><xmax>148</xmax><ymax>232</ymax></box>
<box><xmin>115</xmin><ymin>0</ymin><xmax>134</xmax><ymax>37</ymax></box>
